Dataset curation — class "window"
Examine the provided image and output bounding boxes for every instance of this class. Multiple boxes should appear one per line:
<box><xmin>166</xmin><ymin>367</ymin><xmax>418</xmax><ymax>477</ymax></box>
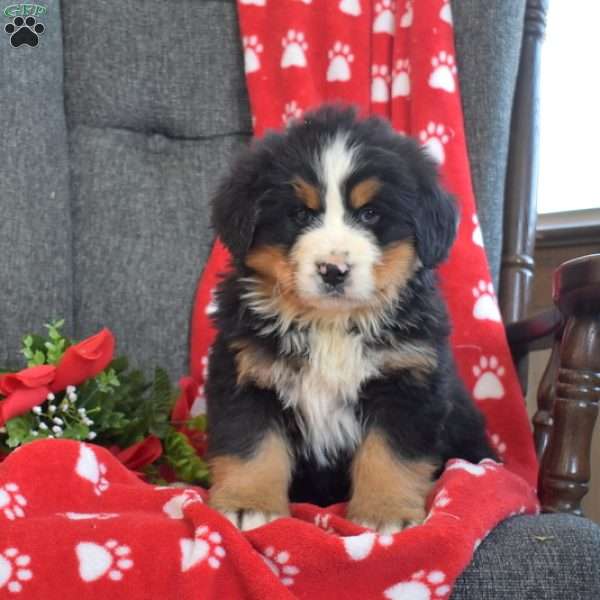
<box><xmin>538</xmin><ymin>1</ymin><xmax>600</xmax><ymax>217</ymax></box>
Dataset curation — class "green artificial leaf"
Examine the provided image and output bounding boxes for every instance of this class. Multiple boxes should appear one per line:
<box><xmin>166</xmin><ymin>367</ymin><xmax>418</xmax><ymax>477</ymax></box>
<box><xmin>5</xmin><ymin>415</ymin><xmax>36</xmax><ymax>448</ymax></box>
<box><xmin>187</xmin><ymin>414</ymin><xmax>207</xmax><ymax>432</ymax></box>
<box><xmin>110</xmin><ymin>356</ymin><xmax>129</xmax><ymax>374</ymax></box>
<box><xmin>62</xmin><ymin>423</ymin><xmax>90</xmax><ymax>441</ymax></box>
<box><xmin>164</xmin><ymin>429</ymin><xmax>211</xmax><ymax>487</ymax></box>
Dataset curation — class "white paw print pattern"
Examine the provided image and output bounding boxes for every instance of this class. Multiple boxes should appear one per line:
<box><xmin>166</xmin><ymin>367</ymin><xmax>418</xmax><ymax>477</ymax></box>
<box><xmin>76</xmin><ymin>540</ymin><xmax>133</xmax><ymax>582</ymax></box>
<box><xmin>371</xmin><ymin>65</ymin><xmax>391</xmax><ymax>103</ymax></box>
<box><xmin>428</xmin><ymin>51</ymin><xmax>457</xmax><ymax>93</ymax></box>
<box><xmin>343</xmin><ymin>532</ymin><xmax>394</xmax><ymax>561</ymax></box>
<box><xmin>281</xmin><ymin>30</ymin><xmax>308</xmax><ymax>69</ymax></box>
<box><xmin>446</xmin><ymin>458</ymin><xmax>499</xmax><ymax>477</ymax></box>
<box><xmin>180</xmin><ymin>525</ymin><xmax>226</xmax><ymax>572</ymax></box>
<box><xmin>243</xmin><ymin>35</ymin><xmax>263</xmax><ymax>74</ymax></box>
<box><xmin>339</xmin><ymin>0</ymin><xmax>361</xmax><ymax>16</ymax></box>
<box><xmin>205</xmin><ymin>287</ymin><xmax>218</xmax><ymax>316</ymax></box>
<box><xmin>163</xmin><ymin>489</ymin><xmax>204</xmax><ymax>519</ymax></box>
<box><xmin>419</xmin><ymin>122</ymin><xmax>450</xmax><ymax>165</ymax></box>
<box><xmin>373</xmin><ymin>0</ymin><xmax>395</xmax><ymax>34</ymax></box>
<box><xmin>439</xmin><ymin>0</ymin><xmax>452</xmax><ymax>24</ymax></box>
<box><xmin>472</xmin><ymin>356</ymin><xmax>505</xmax><ymax>400</ymax></box>
<box><xmin>327</xmin><ymin>42</ymin><xmax>354</xmax><ymax>82</ymax></box>
<box><xmin>385</xmin><ymin>569</ymin><xmax>451</xmax><ymax>599</ymax></box>
<box><xmin>239</xmin><ymin>0</ymin><xmax>266</xmax><ymax>5</ymax></box>
<box><xmin>472</xmin><ymin>214</ymin><xmax>484</xmax><ymax>247</ymax></box>
<box><xmin>490</xmin><ymin>433</ymin><xmax>507</xmax><ymax>456</ymax></box>
<box><xmin>75</xmin><ymin>445</ymin><xmax>109</xmax><ymax>496</ymax></box>
<box><xmin>425</xmin><ymin>487</ymin><xmax>452</xmax><ymax>523</ymax></box>
<box><xmin>399</xmin><ymin>0</ymin><xmax>413</xmax><ymax>28</ymax></box>
<box><xmin>0</xmin><ymin>483</ymin><xmax>27</xmax><ymax>520</ymax></box>
<box><xmin>261</xmin><ymin>546</ymin><xmax>300</xmax><ymax>586</ymax></box>
<box><xmin>433</xmin><ymin>487</ymin><xmax>451</xmax><ymax>509</ymax></box>
<box><xmin>314</xmin><ymin>512</ymin><xmax>335</xmax><ymax>533</ymax></box>
<box><xmin>282</xmin><ymin>100</ymin><xmax>303</xmax><ymax>125</ymax></box>
<box><xmin>472</xmin><ymin>280</ymin><xmax>501</xmax><ymax>322</ymax></box>
<box><xmin>0</xmin><ymin>548</ymin><xmax>32</xmax><ymax>594</ymax></box>
<box><xmin>392</xmin><ymin>58</ymin><xmax>410</xmax><ymax>98</ymax></box>
<box><xmin>59</xmin><ymin>512</ymin><xmax>118</xmax><ymax>520</ymax></box>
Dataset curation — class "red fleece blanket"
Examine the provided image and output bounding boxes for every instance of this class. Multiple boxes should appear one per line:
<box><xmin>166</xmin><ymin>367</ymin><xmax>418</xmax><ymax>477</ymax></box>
<box><xmin>0</xmin><ymin>1</ymin><xmax>540</xmax><ymax>598</ymax></box>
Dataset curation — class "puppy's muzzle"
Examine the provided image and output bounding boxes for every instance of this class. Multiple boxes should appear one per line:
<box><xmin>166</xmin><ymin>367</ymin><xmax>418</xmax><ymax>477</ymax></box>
<box><xmin>317</xmin><ymin>261</ymin><xmax>350</xmax><ymax>290</ymax></box>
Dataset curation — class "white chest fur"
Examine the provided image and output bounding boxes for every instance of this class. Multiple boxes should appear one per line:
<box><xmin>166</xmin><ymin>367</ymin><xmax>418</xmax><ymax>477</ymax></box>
<box><xmin>273</xmin><ymin>325</ymin><xmax>381</xmax><ymax>466</ymax></box>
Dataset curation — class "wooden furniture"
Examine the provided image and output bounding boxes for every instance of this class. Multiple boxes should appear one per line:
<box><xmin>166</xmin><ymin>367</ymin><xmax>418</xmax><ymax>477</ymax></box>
<box><xmin>500</xmin><ymin>0</ymin><xmax>600</xmax><ymax>515</ymax></box>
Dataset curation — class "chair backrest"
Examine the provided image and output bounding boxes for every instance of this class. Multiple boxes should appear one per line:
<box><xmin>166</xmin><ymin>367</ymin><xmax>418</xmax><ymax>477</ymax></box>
<box><xmin>499</xmin><ymin>0</ymin><xmax>550</xmax><ymax>324</ymax></box>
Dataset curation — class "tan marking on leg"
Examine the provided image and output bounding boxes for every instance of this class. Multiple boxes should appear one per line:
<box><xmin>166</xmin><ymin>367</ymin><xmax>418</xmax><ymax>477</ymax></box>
<box><xmin>292</xmin><ymin>177</ymin><xmax>321</xmax><ymax>211</ymax></box>
<box><xmin>373</xmin><ymin>241</ymin><xmax>418</xmax><ymax>299</ymax></box>
<box><xmin>380</xmin><ymin>345</ymin><xmax>438</xmax><ymax>376</ymax></box>
<box><xmin>209</xmin><ymin>431</ymin><xmax>292</xmax><ymax>516</ymax></box>
<box><xmin>349</xmin><ymin>177</ymin><xmax>382</xmax><ymax>209</ymax></box>
<box><xmin>347</xmin><ymin>431</ymin><xmax>437</xmax><ymax>528</ymax></box>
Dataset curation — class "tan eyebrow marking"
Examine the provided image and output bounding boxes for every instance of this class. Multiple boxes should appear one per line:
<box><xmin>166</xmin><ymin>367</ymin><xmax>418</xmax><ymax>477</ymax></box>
<box><xmin>350</xmin><ymin>177</ymin><xmax>382</xmax><ymax>209</ymax></box>
<box><xmin>292</xmin><ymin>177</ymin><xmax>321</xmax><ymax>211</ymax></box>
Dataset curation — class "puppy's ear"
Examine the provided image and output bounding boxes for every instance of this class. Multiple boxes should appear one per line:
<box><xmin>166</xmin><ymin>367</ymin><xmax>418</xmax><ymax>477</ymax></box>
<box><xmin>211</xmin><ymin>148</ymin><xmax>261</xmax><ymax>262</ymax></box>
<box><xmin>413</xmin><ymin>158</ymin><xmax>458</xmax><ymax>269</ymax></box>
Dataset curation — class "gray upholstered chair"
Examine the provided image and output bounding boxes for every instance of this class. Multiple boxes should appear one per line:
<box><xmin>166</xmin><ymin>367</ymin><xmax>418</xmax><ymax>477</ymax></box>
<box><xmin>1</xmin><ymin>1</ymin><xmax>599</xmax><ymax>597</ymax></box>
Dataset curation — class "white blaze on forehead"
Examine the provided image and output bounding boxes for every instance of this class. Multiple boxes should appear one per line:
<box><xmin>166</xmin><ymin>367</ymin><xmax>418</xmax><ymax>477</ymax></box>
<box><xmin>318</xmin><ymin>133</ymin><xmax>358</xmax><ymax>223</ymax></box>
<box><xmin>292</xmin><ymin>132</ymin><xmax>380</xmax><ymax>305</ymax></box>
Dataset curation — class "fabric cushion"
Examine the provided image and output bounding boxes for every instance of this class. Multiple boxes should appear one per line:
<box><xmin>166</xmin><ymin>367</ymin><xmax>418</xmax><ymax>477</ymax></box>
<box><xmin>0</xmin><ymin>0</ymin><xmax>73</xmax><ymax>367</ymax></box>
<box><xmin>453</xmin><ymin>0</ymin><xmax>526</xmax><ymax>288</ymax></box>
<box><xmin>454</xmin><ymin>514</ymin><xmax>600</xmax><ymax>599</ymax></box>
<box><xmin>61</xmin><ymin>0</ymin><xmax>252</xmax><ymax>380</ymax></box>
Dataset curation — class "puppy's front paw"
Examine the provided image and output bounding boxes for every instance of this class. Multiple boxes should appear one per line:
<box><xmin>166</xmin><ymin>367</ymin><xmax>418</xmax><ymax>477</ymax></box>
<box><xmin>347</xmin><ymin>500</ymin><xmax>426</xmax><ymax>535</ymax></box>
<box><xmin>352</xmin><ymin>517</ymin><xmax>423</xmax><ymax>534</ymax></box>
<box><xmin>221</xmin><ymin>509</ymin><xmax>286</xmax><ymax>531</ymax></box>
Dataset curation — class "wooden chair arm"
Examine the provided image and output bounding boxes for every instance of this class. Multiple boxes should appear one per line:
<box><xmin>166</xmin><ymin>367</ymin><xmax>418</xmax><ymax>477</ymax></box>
<box><xmin>505</xmin><ymin>307</ymin><xmax>562</xmax><ymax>354</ymax></box>
<box><xmin>537</xmin><ymin>253</ymin><xmax>600</xmax><ymax>515</ymax></box>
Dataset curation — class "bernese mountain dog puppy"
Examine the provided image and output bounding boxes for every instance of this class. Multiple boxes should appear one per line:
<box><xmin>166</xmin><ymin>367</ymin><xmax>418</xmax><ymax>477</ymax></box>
<box><xmin>206</xmin><ymin>105</ymin><xmax>495</xmax><ymax>534</ymax></box>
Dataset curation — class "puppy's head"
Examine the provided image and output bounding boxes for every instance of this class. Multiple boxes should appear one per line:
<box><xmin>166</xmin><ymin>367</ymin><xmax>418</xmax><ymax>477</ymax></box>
<box><xmin>212</xmin><ymin>105</ymin><xmax>457</xmax><ymax>315</ymax></box>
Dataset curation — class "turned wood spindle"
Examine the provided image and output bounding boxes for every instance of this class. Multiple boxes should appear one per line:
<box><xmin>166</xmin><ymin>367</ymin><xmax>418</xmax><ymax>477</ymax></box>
<box><xmin>533</xmin><ymin>331</ymin><xmax>561</xmax><ymax>462</ymax></box>
<box><xmin>539</xmin><ymin>255</ymin><xmax>600</xmax><ymax>514</ymax></box>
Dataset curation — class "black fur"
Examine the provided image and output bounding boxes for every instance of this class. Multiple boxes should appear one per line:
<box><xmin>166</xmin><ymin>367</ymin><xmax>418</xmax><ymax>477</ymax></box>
<box><xmin>207</xmin><ymin>105</ymin><xmax>495</xmax><ymax>507</ymax></box>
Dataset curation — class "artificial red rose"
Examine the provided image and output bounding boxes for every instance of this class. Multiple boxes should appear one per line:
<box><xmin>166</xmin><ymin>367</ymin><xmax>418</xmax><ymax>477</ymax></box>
<box><xmin>171</xmin><ymin>376</ymin><xmax>198</xmax><ymax>423</ymax></box>
<box><xmin>0</xmin><ymin>365</ymin><xmax>56</xmax><ymax>425</ymax></box>
<box><xmin>111</xmin><ymin>436</ymin><xmax>163</xmax><ymax>473</ymax></box>
<box><xmin>0</xmin><ymin>365</ymin><xmax>56</xmax><ymax>395</ymax></box>
<box><xmin>51</xmin><ymin>328</ymin><xmax>115</xmax><ymax>392</ymax></box>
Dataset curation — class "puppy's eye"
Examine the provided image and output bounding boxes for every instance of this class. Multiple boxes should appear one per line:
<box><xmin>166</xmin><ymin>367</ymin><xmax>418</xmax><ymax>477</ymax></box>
<box><xmin>292</xmin><ymin>207</ymin><xmax>315</xmax><ymax>226</ymax></box>
<box><xmin>358</xmin><ymin>207</ymin><xmax>380</xmax><ymax>225</ymax></box>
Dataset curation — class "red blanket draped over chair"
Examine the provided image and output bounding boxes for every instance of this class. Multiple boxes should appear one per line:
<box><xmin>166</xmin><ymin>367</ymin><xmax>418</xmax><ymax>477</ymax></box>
<box><xmin>0</xmin><ymin>2</ymin><xmax>540</xmax><ymax>598</ymax></box>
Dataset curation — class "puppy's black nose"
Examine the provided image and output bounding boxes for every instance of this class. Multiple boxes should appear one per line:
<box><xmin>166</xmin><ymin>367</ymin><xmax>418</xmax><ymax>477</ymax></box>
<box><xmin>318</xmin><ymin>262</ymin><xmax>349</xmax><ymax>287</ymax></box>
